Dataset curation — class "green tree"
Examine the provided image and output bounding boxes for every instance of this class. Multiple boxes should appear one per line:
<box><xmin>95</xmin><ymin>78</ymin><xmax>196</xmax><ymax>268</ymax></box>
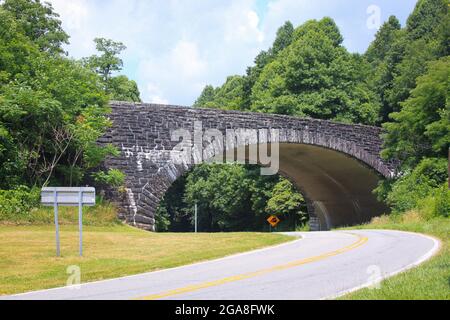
<box><xmin>84</xmin><ymin>38</ymin><xmax>141</xmax><ymax>102</ymax></box>
<box><xmin>108</xmin><ymin>75</ymin><xmax>141</xmax><ymax>102</ymax></box>
<box><xmin>2</xmin><ymin>0</ymin><xmax>69</xmax><ymax>54</ymax></box>
<box><xmin>183</xmin><ymin>164</ymin><xmax>254</xmax><ymax>231</ymax></box>
<box><xmin>405</xmin><ymin>0</ymin><xmax>448</xmax><ymax>41</ymax></box>
<box><xmin>194</xmin><ymin>76</ymin><xmax>245</xmax><ymax>110</ymax></box>
<box><xmin>365</xmin><ymin>16</ymin><xmax>403</xmax><ymax>123</ymax></box>
<box><xmin>0</xmin><ymin>6</ymin><xmax>41</xmax><ymax>85</ymax></box>
<box><xmin>62</xmin><ymin>105</ymin><xmax>118</xmax><ymax>186</ymax></box>
<box><xmin>387</xmin><ymin>37</ymin><xmax>440</xmax><ymax>113</ymax></box>
<box><xmin>214</xmin><ymin>76</ymin><xmax>246</xmax><ymax>110</ymax></box>
<box><xmin>382</xmin><ymin>57</ymin><xmax>450</xmax><ymax>167</ymax></box>
<box><xmin>85</xmin><ymin>38</ymin><xmax>127</xmax><ymax>82</ymax></box>
<box><xmin>157</xmin><ymin>164</ymin><xmax>305</xmax><ymax>232</ymax></box>
<box><xmin>241</xmin><ymin>21</ymin><xmax>295</xmax><ymax>110</ymax></box>
<box><xmin>196</xmin><ymin>21</ymin><xmax>296</xmax><ymax>111</ymax></box>
<box><xmin>251</xmin><ymin>18</ymin><xmax>379</xmax><ymax>124</ymax></box>
<box><xmin>0</xmin><ymin>3</ymin><xmax>124</xmax><ymax>190</ymax></box>
<box><xmin>366</xmin><ymin>16</ymin><xmax>402</xmax><ymax>64</ymax></box>
<box><xmin>194</xmin><ymin>85</ymin><xmax>216</xmax><ymax>107</ymax></box>
<box><xmin>380</xmin><ymin>158</ymin><xmax>448</xmax><ymax>213</ymax></box>
<box><xmin>271</xmin><ymin>21</ymin><xmax>295</xmax><ymax>56</ymax></box>
<box><xmin>384</xmin><ymin>0</ymin><xmax>448</xmax><ymax>115</ymax></box>
<box><xmin>266</xmin><ymin>179</ymin><xmax>307</xmax><ymax>227</ymax></box>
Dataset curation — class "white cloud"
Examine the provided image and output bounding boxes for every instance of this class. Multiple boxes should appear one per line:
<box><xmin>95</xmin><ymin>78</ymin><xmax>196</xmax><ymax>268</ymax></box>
<box><xmin>48</xmin><ymin>0</ymin><xmax>267</xmax><ymax>105</ymax></box>
<box><xmin>223</xmin><ymin>5</ymin><xmax>264</xmax><ymax>44</ymax></box>
<box><xmin>45</xmin><ymin>0</ymin><xmax>416</xmax><ymax>105</ymax></box>
<box><xmin>49</xmin><ymin>0</ymin><xmax>94</xmax><ymax>54</ymax></box>
<box><xmin>50</xmin><ymin>0</ymin><xmax>89</xmax><ymax>30</ymax></box>
<box><xmin>170</xmin><ymin>40</ymin><xmax>206</xmax><ymax>78</ymax></box>
<box><xmin>145</xmin><ymin>83</ymin><xmax>168</xmax><ymax>104</ymax></box>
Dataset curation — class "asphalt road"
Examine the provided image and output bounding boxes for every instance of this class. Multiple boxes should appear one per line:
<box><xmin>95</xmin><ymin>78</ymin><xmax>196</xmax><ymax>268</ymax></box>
<box><xmin>2</xmin><ymin>230</ymin><xmax>439</xmax><ymax>300</ymax></box>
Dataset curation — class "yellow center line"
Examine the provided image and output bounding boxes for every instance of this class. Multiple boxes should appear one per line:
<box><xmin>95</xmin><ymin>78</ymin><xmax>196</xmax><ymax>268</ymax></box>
<box><xmin>135</xmin><ymin>233</ymin><xmax>368</xmax><ymax>300</ymax></box>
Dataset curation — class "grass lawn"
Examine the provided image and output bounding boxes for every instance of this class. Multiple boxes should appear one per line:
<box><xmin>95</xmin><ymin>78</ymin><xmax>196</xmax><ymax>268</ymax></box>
<box><xmin>0</xmin><ymin>224</ymin><xmax>293</xmax><ymax>295</ymax></box>
<box><xmin>338</xmin><ymin>212</ymin><xmax>450</xmax><ymax>300</ymax></box>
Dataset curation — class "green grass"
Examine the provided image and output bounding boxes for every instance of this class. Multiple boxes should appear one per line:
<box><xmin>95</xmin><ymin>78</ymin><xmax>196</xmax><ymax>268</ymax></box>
<box><xmin>0</xmin><ymin>201</ymin><xmax>121</xmax><ymax>226</ymax></box>
<box><xmin>0</xmin><ymin>224</ymin><xmax>293</xmax><ymax>295</ymax></box>
<box><xmin>338</xmin><ymin>211</ymin><xmax>450</xmax><ymax>300</ymax></box>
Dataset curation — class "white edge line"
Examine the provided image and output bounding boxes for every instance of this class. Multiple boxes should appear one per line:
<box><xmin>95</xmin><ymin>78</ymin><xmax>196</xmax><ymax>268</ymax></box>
<box><xmin>3</xmin><ymin>232</ymin><xmax>308</xmax><ymax>298</ymax></box>
<box><xmin>323</xmin><ymin>229</ymin><xmax>442</xmax><ymax>300</ymax></box>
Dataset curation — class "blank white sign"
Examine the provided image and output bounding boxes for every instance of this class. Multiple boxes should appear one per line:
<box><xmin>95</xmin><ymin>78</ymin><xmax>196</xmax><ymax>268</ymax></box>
<box><xmin>41</xmin><ymin>187</ymin><xmax>96</xmax><ymax>206</ymax></box>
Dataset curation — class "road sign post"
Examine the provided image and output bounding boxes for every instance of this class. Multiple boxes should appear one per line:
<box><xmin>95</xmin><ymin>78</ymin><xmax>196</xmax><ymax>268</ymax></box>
<box><xmin>194</xmin><ymin>203</ymin><xmax>198</xmax><ymax>233</ymax></box>
<box><xmin>53</xmin><ymin>189</ymin><xmax>60</xmax><ymax>257</ymax></box>
<box><xmin>267</xmin><ymin>215</ymin><xmax>281</xmax><ymax>232</ymax></box>
<box><xmin>78</xmin><ymin>190</ymin><xmax>83</xmax><ymax>257</ymax></box>
<box><xmin>41</xmin><ymin>187</ymin><xmax>95</xmax><ymax>257</ymax></box>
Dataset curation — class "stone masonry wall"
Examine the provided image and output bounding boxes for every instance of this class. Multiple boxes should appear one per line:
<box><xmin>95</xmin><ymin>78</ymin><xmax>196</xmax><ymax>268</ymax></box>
<box><xmin>98</xmin><ymin>101</ymin><xmax>398</xmax><ymax>231</ymax></box>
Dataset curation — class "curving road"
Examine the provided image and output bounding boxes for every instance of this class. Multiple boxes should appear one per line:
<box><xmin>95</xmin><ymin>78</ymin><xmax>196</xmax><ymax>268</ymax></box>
<box><xmin>2</xmin><ymin>230</ymin><xmax>439</xmax><ymax>300</ymax></box>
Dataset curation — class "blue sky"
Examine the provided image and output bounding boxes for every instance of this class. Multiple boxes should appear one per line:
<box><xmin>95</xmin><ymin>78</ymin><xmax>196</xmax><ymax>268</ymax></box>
<box><xmin>49</xmin><ymin>0</ymin><xmax>418</xmax><ymax>105</ymax></box>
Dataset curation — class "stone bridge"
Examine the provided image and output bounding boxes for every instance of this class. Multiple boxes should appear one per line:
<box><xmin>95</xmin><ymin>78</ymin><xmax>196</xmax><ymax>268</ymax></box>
<box><xmin>99</xmin><ymin>101</ymin><xmax>398</xmax><ymax>231</ymax></box>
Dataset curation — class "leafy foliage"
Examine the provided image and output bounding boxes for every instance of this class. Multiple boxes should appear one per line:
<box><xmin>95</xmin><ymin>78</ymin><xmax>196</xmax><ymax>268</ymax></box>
<box><xmin>84</xmin><ymin>38</ymin><xmax>141</xmax><ymax>102</ymax></box>
<box><xmin>191</xmin><ymin>2</ymin><xmax>449</xmax><ymax>231</ymax></box>
<box><xmin>108</xmin><ymin>75</ymin><xmax>141</xmax><ymax>102</ymax></box>
<box><xmin>418</xmin><ymin>183</ymin><xmax>450</xmax><ymax>219</ymax></box>
<box><xmin>0</xmin><ymin>1</ymin><xmax>136</xmax><ymax>191</ymax></box>
<box><xmin>2</xmin><ymin>0</ymin><xmax>69</xmax><ymax>54</ymax></box>
<box><xmin>1</xmin><ymin>0</ymin><xmax>448</xmax><ymax>230</ymax></box>
<box><xmin>92</xmin><ymin>169</ymin><xmax>125</xmax><ymax>188</ymax></box>
<box><xmin>265</xmin><ymin>179</ymin><xmax>308</xmax><ymax>226</ymax></box>
<box><xmin>194</xmin><ymin>76</ymin><xmax>245</xmax><ymax>110</ymax></box>
<box><xmin>365</xmin><ymin>16</ymin><xmax>403</xmax><ymax>123</ymax></box>
<box><xmin>405</xmin><ymin>0</ymin><xmax>448</xmax><ymax>42</ymax></box>
<box><xmin>0</xmin><ymin>186</ymin><xmax>40</xmax><ymax>220</ymax></box>
<box><xmin>196</xmin><ymin>18</ymin><xmax>380</xmax><ymax>124</ymax></box>
<box><xmin>382</xmin><ymin>57</ymin><xmax>450</xmax><ymax>167</ymax></box>
<box><xmin>376</xmin><ymin>158</ymin><xmax>448</xmax><ymax>214</ymax></box>
<box><xmin>367</xmin><ymin>0</ymin><xmax>448</xmax><ymax>122</ymax></box>
<box><xmin>157</xmin><ymin>164</ymin><xmax>306</xmax><ymax>232</ymax></box>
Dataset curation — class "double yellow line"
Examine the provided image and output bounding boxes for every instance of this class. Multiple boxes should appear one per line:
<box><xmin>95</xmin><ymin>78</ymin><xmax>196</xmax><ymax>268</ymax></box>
<box><xmin>136</xmin><ymin>233</ymin><xmax>368</xmax><ymax>300</ymax></box>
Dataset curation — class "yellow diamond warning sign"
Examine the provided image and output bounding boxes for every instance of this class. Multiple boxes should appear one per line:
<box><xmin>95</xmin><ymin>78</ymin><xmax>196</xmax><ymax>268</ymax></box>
<box><xmin>267</xmin><ymin>215</ymin><xmax>281</xmax><ymax>228</ymax></box>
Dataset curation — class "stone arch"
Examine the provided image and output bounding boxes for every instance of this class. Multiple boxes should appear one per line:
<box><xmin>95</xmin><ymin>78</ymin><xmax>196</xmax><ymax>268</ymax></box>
<box><xmin>100</xmin><ymin>102</ymin><xmax>398</xmax><ymax>231</ymax></box>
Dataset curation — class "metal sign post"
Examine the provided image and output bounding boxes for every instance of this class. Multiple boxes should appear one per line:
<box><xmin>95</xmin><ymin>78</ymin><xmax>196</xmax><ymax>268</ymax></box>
<box><xmin>41</xmin><ymin>187</ymin><xmax>95</xmax><ymax>257</ymax></box>
<box><xmin>194</xmin><ymin>203</ymin><xmax>198</xmax><ymax>233</ymax></box>
<box><xmin>53</xmin><ymin>189</ymin><xmax>60</xmax><ymax>257</ymax></box>
<box><xmin>78</xmin><ymin>190</ymin><xmax>83</xmax><ymax>257</ymax></box>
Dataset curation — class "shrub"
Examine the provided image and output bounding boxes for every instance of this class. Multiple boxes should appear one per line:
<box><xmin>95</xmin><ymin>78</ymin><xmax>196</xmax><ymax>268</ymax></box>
<box><xmin>155</xmin><ymin>204</ymin><xmax>171</xmax><ymax>232</ymax></box>
<box><xmin>0</xmin><ymin>186</ymin><xmax>40</xmax><ymax>221</ymax></box>
<box><xmin>92</xmin><ymin>169</ymin><xmax>125</xmax><ymax>188</ymax></box>
<box><xmin>385</xmin><ymin>158</ymin><xmax>448</xmax><ymax>213</ymax></box>
<box><xmin>418</xmin><ymin>183</ymin><xmax>450</xmax><ymax>219</ymax></box>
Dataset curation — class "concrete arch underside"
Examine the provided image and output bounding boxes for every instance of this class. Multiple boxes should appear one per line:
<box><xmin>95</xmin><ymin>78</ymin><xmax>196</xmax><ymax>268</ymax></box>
<box><xmin>269</xmin><ymin>143</ymin><xmax>387</xmax><ymax>230</ymax></box>
<box><xmin>208</xmin><ymin>142</ymin><xmax>387</xmax><ymax>231</ymax></box>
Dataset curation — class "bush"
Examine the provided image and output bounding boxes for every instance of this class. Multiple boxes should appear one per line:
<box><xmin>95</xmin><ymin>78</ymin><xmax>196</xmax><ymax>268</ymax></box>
<box><xmin>418</xmin><ymin>183</ymin><xmax>450</xmax><ymax>219</ymax></box>
<box><xmin>0</xmin><ymin>186</ymin><xmax>40</xmax><ymax>221</ymax></box>
<box><xmin>155</xmin><ymin>204</ymin><xmax>171</xmax><ymax>232</ymax></box>
<box><xmin>0</xmin><ymin>188</ymin><xmax>121</xmax><ymax>225</ymax></box>
<box><xmin>384</xmin><ymin>158</ymin><xmax>448</xmax><ymax>213</ymax></box>
<box><xmin>433</xmin><ymin>184</ymin><xmax>450</xmax><ymax>218</ymax></box>
<box><xmin>92</xmin><ymin>169</ymin><xmax>125</xmax><ymax>188</ymax></box>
